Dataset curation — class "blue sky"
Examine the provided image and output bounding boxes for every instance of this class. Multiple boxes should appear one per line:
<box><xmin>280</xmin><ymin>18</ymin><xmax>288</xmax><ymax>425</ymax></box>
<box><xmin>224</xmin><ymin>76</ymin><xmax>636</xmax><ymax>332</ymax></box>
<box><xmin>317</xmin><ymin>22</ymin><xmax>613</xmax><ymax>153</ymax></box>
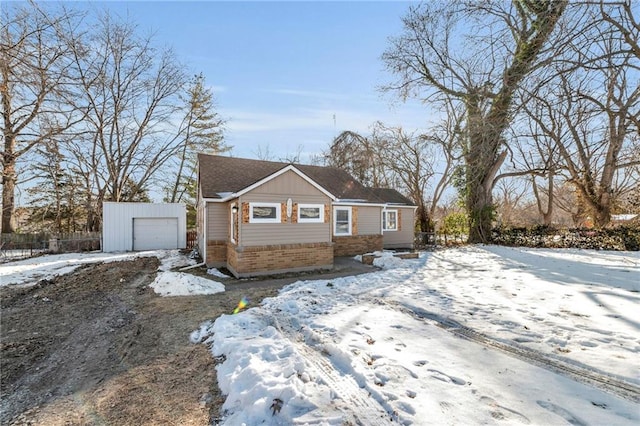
<box><xmin>82</xmin><ymin>1</ymin><xmax>427</xmax><ymax>163</ymax></box>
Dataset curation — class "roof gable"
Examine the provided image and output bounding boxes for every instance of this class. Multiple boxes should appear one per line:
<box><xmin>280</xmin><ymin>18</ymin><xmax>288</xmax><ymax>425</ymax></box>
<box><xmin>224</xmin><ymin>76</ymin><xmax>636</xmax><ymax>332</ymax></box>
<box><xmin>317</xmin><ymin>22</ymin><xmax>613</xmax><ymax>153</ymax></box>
<box><xmin>234</xmin><ymin>164</ymin><xmax>335</xmax><ymax>200</ymax></box>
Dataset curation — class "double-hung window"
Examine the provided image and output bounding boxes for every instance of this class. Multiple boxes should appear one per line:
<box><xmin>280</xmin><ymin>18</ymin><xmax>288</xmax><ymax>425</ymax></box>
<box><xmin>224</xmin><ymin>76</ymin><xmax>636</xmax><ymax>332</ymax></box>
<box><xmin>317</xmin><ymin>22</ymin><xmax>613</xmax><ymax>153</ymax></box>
<box><xmin>382</xmin><ymin>209</ymin><xmax>398</xmax><ymax>231</ymax></box>
<box><xmin>298</xmin><ymin>204</ymin><xmax>324</xmax><ymax>223</ymax></box>
<box><xmin>334</xmin><ymin>207</ymin><xmax>352</xmax><ymax>236</ymax></box>
<box><xmin>249</xmin><ymin>202</ymin><xmax>281</xmax><ymax>223</ymax></box>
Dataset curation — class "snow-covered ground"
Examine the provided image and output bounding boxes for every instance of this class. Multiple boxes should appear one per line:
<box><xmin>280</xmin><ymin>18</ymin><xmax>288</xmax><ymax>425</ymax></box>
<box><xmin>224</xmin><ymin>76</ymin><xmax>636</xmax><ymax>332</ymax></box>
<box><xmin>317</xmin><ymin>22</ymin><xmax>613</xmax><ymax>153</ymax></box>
<box><xmin>2</xmin><ymin>246</ymin><xmax>637</xmax><ymax>423</ymax></box>
<box><xmin>193</xmin><ymin>246</ymin><xmax>640</xmax><ymax>425</ymax></box>
<box><xmin>150</xmin><ymin>271</ymin><xmax>224</xmax><ymax>296</ymax></box>
<box><xmin>0</xmin><ymin>249</ymin><xmax>224</xmax><ymax>297</ymax></box>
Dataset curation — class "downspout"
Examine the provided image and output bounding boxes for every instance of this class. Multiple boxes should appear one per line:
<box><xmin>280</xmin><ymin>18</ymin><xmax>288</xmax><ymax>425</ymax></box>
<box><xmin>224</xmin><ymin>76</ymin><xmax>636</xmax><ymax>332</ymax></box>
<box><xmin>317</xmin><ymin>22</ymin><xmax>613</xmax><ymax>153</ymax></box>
<box><xmin>202</xmin><ymin>201</ymin><xmax>207</xmax><ymax>265</ymax></box>
<box><xmin>329</xmin><ymin>202</ymin><xmax>333</xmax><ymax>242</ymax></box>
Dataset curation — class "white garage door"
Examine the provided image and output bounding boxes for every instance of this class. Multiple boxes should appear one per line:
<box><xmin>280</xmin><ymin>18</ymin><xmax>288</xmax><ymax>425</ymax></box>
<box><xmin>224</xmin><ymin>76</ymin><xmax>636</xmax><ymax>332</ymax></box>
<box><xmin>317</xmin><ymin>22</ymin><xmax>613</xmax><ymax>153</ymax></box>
<box><xmin>133</xmin><ymin>218</ymin><xmax>178</xmax><ymax>250</ymax></box>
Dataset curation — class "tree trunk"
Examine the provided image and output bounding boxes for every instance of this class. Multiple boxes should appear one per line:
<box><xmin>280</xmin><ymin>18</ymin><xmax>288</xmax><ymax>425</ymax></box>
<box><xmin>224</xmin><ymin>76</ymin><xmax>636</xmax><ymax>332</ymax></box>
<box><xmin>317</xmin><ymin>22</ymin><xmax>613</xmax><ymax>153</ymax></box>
<box><xmin>543</xmin><ymin>170</ymin><xmax>555</xmax><ymax>226</ymax></box>
<box><xmin>466</xmin><ymin>174</ymin><xmax>494</xmax><ymax>243</ymax></box>
<box><xmin>532</xmin><ymin>171</ymin><xmax>555</xmax><ymax>226</ymax></box>
<box><xmin>464</xmin><ymin>104</ymin><xmax>506</xmax><ymax>243</ymax></box>
<box><xmin>2</xmin><ymin>135</ymin><xmax>16</xmax><ymax>233</ymax></box>
<box><xmin>416</xmin><ymin>203</ymin><xmax>431</xmax><ymax>232</ymax></box>
<box><xmin>592</xmin><ymin>204</ymin><xmax>611</xmax><ymax>228</ymax></box>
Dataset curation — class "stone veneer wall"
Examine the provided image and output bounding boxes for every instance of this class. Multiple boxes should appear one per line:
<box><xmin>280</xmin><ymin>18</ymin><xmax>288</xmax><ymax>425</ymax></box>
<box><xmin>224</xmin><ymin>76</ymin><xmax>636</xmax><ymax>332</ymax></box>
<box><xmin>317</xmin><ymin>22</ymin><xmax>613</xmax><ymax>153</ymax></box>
<box><xmin>333</xmin><ymin>234</ymin><xmax>383</xmax><ymax>256</ymax></box>
<box><xmin>227</xmin><ymin>242</ymin><xmax>333</xmax><ymax>277</ymax></box>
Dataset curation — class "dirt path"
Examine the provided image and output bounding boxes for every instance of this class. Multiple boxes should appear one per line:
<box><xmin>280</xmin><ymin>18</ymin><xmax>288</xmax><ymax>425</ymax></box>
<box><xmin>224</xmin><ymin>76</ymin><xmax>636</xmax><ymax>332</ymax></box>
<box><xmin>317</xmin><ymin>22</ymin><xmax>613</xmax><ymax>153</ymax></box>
<box><xmin>1</xmin><ymin>255</ymin><xmax>376</xmax><ymax>425</ymax></box>
<box><xmin>0</xmin><ymin>257</ymin><xmax>285</xmax><ymax>425</ymax></box>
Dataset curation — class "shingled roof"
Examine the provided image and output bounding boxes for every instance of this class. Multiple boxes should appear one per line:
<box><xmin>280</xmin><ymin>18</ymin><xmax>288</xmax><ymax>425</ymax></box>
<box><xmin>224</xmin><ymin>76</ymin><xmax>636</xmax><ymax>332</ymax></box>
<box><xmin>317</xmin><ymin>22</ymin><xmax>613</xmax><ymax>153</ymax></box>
<box><xmin>368</xmin><ymin>188</ymin><xmax>415</xmax><ymax>206</ymax></box>
<box><xmin>198</xmin><ymin>154</ymin><xmax>414</xmax><ymax>206</ymax></box>
<box><xmin>198</xmin><ymin>154</ymin><xmax>284</xmax><ymax>198</ymax></box>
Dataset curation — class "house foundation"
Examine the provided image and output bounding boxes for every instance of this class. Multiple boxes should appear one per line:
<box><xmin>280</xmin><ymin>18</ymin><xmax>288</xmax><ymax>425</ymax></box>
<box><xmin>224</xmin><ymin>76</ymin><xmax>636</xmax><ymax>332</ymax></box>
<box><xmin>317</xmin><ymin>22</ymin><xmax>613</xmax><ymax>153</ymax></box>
<box><xmin>333</xmin><ymin>234</ymin><xmax>383</xmax><ymax>256</ymax></box>
<box><xmin>206</xmin><ymin>240</ymin><xmax>227</xmax><ymax>266</ymax></box>
<box><xmin>226</xmin><ymin>242</ymin><xmax>334</xmax><ymax>278</ymax></box>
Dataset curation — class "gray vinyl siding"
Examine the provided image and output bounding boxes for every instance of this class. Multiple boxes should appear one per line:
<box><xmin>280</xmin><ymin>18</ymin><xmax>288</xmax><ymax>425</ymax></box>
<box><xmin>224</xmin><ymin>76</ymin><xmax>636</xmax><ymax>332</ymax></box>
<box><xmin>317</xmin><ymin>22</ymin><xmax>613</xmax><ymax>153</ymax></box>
<box><xmin>241</xmin><ymin>222</ymin><xmax>330</xmax><ymax>246</ymax></box>
<box><xmin>356</xmin><ymin>206</ymin><xmax>382</xmax><ymax>235</ymax></box>
<box><xmin>240</xmin><ymin>171</ymin><xmax>332</xmax><ymax>246</ymax></box>
<box><xmin>206</xmin><ymin>202</ymin><xmax>228</xmax><ymax>240</ymax></box>
<box><xmin>383</xmin><ymin>207</ymin><xmax>415</xmax><ymax>248</ymax></box>
<box><xmin>251</xmin><ymin>170</ymin><xmax>327</xmax><ymax>198</ymax></box>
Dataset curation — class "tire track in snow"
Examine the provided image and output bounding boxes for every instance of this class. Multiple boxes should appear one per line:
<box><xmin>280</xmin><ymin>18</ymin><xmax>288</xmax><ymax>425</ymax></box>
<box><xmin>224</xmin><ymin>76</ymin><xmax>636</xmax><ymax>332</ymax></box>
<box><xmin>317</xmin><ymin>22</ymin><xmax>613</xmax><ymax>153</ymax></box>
<box><xmin>271</xmin><ymin>312</ymin><xmax>397</xmax><ymax>425</ymax></box>
<box><xmin>390</xmin><ymin>301</ymin><xmax>640</xmax><ymax>404</ymax></box>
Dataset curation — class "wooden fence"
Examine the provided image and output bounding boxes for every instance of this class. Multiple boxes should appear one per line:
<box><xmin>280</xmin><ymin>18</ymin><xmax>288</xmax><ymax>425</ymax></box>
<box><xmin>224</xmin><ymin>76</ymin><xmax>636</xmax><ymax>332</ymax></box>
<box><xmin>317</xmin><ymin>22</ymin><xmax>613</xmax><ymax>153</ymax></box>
<box><xmin>53</xmin><ymin>232</ymin><xmax>102</xmax><ymax>252</ymax></box>
<box><xmin>415</xmin><ymin>231</ymin><xmax>467</xmax><ymax>247</ymax></box>
<box><xmin>186</xmin><ymin>230</ymin><xmax>197</xmax><ymax>249</ymax></box>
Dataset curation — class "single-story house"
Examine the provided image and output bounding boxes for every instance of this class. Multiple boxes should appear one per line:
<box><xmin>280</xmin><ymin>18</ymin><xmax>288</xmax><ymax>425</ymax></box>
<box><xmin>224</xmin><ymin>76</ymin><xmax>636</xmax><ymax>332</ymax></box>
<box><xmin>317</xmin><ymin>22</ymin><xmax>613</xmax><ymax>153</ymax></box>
<box><xmin>197</xmin><ymin>154</ymin><xmax>416</xmax><ymax>277</ymax></box>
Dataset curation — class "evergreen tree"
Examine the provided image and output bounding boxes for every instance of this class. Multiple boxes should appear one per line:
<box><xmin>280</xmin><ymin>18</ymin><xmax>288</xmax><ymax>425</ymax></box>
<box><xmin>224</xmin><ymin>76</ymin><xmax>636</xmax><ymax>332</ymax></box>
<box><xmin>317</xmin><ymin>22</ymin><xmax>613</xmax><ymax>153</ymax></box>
<box><xmin>27</xmin><ymin>140</ymin><xmax>83</xmax><ymax>233</ymax></box>
<box><xmin>166</xmin><ymin>73</ymin><xmax>228</xmax><ymax>207</ymax></box>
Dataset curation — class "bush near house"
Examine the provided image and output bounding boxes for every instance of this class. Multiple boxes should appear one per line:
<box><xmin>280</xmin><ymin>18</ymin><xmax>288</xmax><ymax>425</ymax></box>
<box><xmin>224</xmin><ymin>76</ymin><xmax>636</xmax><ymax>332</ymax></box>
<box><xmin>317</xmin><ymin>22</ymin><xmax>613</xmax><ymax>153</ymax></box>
<box><xmin>434</xmin><ymin>212</ymin><xmax>469</xmax><ymax>245</ymax></box>
<box><xmin>491</xmin><ymin>225</ymin><xmax>640</xmax><ymax>251</ymax></box>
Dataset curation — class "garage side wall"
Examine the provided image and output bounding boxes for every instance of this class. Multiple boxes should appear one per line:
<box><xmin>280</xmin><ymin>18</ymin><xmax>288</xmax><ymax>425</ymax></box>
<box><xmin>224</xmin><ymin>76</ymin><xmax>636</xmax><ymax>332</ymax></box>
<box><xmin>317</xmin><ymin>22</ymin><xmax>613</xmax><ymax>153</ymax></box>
<box><xmin>102</xmin><ymin>202</ymin><xmax>187</xmax><ymax>252</ymax></box>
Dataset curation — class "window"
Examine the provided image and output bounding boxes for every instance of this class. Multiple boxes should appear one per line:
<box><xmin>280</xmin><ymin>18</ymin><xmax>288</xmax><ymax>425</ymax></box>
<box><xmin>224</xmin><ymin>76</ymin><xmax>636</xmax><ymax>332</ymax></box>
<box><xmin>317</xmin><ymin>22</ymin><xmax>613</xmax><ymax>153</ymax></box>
<box><xmin>298</xmin><ymin>204</ymin><xmax>324</xmax><ymax>223</ymax></box>
<box><xmin>249</xmin><ymin>202</ymin><xmax>281</xmax><ymax>223</ymax></box>
<box><xmin>382</xmin><ymin>210</ymin><xmax>398</xmax><ymax>231</ymax></box>
<box><xmin>334</xmin><ymin>207</ymin><xmax>352</xmax><ymax>236</ymax></box>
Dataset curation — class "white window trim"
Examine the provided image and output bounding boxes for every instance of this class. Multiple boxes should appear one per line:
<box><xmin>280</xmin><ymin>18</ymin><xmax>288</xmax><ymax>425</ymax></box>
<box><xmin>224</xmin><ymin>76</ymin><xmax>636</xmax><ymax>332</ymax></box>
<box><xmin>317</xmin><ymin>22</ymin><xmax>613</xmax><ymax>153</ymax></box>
<box><xmin>334</xmin><ymin>206</ymin><xmax>352</xmax><ymax>236</ymax></box>
<box><xmin>249</xmin><ymin>202</ymin><xmax>281</xmax><ymax>223</ymax></box>
<box><xmin>382</xmin><ymin>209</ymin><xmax>398</xmax><ymax>232</ymax></box>
<box><xmin>298</xmin><ymin>204</ymin><xmax>324</xmax><ymax>223</ymax></box>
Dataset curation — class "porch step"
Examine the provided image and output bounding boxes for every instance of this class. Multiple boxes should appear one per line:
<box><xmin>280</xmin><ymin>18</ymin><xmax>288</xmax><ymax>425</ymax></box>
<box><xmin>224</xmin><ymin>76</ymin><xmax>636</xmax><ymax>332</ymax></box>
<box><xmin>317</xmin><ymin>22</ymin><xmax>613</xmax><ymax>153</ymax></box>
<box><xmin>361</xmin><ymin>251</ymin><xmax>418</xmax><ymax>265</ymax></box>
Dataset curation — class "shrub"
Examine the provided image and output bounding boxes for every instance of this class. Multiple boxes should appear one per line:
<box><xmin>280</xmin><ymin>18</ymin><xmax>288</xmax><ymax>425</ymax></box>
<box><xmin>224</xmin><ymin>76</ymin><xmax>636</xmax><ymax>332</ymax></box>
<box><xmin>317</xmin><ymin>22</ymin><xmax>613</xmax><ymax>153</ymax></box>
<box><xmin>441</xmin><ymin>212</ymin><xmax>468</xmax><ymax>236</ymax></box>
<box><xmin>491</xmin><ymin>226</ymin><xmax>639</xmax><ymax>251</ymax></box>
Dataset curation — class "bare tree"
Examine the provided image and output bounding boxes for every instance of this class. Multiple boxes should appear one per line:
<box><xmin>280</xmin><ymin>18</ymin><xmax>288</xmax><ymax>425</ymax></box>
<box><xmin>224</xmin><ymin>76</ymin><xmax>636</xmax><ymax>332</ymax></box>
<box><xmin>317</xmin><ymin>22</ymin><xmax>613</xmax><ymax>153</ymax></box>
<box><xmin>600</xmin><ymin>0</ymin><xmax>639</xmax><ymax>61</ymax></box>
<box><xmin>279</xmin><ymin>145</ymin><xmax>305</xmax><ymax>164</ymax></box>
<box><xmin>254</xmin><ymin>144</ymin><xmax>275</xmax><ymax>161</ymax></box>
<box><xmin>371</xmin><ymin>122</ymin><xmax>434</xmax><ymax>231</ymax></box>
<box><xmin>423</xmin><ymin>98</ymin><xmax>464</xmax><ymax>220</ymax></box>
<box><xmin>383</xmin><ymin>0</ymin><xmax>568</xmax><ymax>242</ymax></box>
<box><xmin>1</xmin><ymin>2</ymin><xmax>83</xmax><ymax>232</ymax></box>
<box><xmin>324</xmin><ymin>129</ymin><xmax>388</xmax><ymax>188</ymax></box>
<box><xmin>525</xmin><ymin>37</ymin><xmax>639</xmax><ymax>228</ymax></box>
<box><xmin>550</xmin><ymin>182</ymin><xmax>586</xmax><ymax>227</ymax></box>
<box><xmin>65</xmin><ymin>11</ymin><xmax>187</xmax><ymax>231</ymax></box>
<box><xmin>510</xmin><ymin>109</ymin><xmax>564</xmax><ymax>226</ymax></box>
<box><xmin>494</xmin><ymin>178</ymin><xmax>529</xmax><ymax>227</ymax></box>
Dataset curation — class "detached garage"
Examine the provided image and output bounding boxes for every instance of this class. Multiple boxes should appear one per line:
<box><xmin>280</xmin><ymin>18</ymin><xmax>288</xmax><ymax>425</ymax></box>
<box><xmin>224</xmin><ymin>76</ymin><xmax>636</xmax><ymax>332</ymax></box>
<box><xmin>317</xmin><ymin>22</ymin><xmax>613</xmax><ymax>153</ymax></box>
<box><xmin>102</xmin><ymin>202</ymin><xmax>187</xmax><ymax>252</ymax></box>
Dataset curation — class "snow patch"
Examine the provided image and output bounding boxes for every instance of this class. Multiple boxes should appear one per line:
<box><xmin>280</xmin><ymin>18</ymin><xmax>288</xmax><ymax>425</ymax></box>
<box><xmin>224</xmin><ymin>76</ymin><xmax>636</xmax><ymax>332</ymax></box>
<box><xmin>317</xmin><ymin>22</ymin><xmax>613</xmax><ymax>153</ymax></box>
<box><xmin>207</xmin><ymin>268</ymin><xmax>230</xmax><ymax>278</ymax></box>
<box><xmin>157</xmin><ymin>249</ymin><xmax>197</xmax><ymax>271</ymax></box>
<box><xmin>149</xmin><ymin>271</ymin><xmax>224</xmax><ymax>296</ymax></box>
<box><xmin>0</xmin><ymin>251</ymin><xmax>160</xmax><ymax>286</ymax></box>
